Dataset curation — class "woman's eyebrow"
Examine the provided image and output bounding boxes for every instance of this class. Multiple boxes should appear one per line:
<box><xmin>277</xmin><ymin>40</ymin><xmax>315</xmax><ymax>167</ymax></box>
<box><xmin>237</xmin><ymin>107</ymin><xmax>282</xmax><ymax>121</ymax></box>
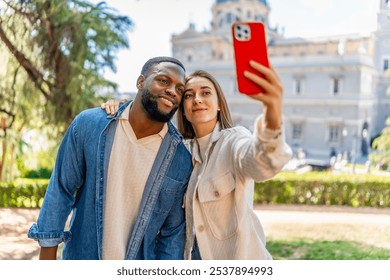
<box><xmin>183</xmin><ymin>85</ymin><xmax>212</xmax><ymax>93</ymax></box>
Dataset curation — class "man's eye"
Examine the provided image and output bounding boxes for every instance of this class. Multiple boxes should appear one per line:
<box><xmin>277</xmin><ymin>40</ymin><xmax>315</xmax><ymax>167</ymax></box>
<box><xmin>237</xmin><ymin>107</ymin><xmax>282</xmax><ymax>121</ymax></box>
<box><xmin>160</xmin><ymin>79</ymin><xmax>168</xmax><ymax>84</ymax></box>
<box><xmin>177</xmin><ymin>87</ymin><xmax>184</xmax><ymax>94</ymax></box>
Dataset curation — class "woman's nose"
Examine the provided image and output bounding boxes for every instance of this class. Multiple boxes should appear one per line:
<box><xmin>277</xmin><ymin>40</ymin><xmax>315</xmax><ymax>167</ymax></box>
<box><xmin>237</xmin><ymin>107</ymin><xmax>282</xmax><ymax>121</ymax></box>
<box><xmin>194</xmin><ymin>94</ymin><xmax>202</xmax><ymax>103</ymax></box>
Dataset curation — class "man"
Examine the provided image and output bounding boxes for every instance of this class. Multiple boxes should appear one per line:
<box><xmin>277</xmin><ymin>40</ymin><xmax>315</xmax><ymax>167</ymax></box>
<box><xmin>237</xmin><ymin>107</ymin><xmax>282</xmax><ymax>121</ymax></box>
<box><xmin>28</xmin><ymin>57</ymin><xmax>193</xmax><ymax>260</ymax></box>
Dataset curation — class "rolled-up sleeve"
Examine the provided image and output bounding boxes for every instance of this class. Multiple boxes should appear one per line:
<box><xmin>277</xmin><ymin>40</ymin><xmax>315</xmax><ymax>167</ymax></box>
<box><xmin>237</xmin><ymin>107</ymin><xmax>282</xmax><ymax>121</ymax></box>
<box><xmin>28</xmin><ymin>224</ymin><xmax>72</xmax><ymax>247</ymax></box>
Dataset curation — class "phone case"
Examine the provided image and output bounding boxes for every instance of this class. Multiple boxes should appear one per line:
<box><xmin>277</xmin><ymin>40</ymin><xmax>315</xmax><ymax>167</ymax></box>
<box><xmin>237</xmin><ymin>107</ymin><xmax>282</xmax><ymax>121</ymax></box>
<box><xmin>232</xmin><ymin>22</ymin><xmax>269</xmax><ymax>95</ymax></box>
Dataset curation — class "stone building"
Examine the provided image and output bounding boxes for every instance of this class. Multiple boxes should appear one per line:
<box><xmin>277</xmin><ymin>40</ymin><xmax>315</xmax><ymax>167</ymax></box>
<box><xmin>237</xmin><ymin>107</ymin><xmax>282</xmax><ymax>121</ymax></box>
<box><xmin>171</xmin><ymin>0</ymin><xmax>390</xmax><ymax>160</ymax></box>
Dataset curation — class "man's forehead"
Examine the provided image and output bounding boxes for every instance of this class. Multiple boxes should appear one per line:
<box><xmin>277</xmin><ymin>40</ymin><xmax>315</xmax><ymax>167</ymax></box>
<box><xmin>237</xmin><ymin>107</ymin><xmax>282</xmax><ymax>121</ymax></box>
<box><xmin>151</xmin><ymin>62</ymin><xmax>184</xmax><ymax>74</ymax></box>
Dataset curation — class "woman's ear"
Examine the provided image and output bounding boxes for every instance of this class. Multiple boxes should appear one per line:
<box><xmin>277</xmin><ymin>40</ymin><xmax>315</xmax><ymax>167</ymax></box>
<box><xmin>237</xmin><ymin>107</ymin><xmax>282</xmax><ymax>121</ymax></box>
<box><xmin>136</xmin><ymin>75</ymin><xmax>145</xmax><ymax>90</ymax></box>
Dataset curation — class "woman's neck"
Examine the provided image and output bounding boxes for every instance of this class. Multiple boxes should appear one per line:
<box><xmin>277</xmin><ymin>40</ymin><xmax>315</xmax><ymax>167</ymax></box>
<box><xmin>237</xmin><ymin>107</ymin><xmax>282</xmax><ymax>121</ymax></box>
<box><xmin>193</xmin><ymin>120</ymin><xmax>217</xmax><ymax>138</ymax></box>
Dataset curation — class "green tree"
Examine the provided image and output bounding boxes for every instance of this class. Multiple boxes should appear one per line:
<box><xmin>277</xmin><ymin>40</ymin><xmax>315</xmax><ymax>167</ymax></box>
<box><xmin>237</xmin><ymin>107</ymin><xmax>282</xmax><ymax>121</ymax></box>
<box><xmin>0</xmin><ymin>0</ymin><xmax>132</xmax><ymax>127</ymax></box>
<box><xmin>0</xmin><ymin>41</ymin><xmax>40</xmax><ymax>181</ymax></box>
<box><xmin>0</xmin><ymin>0</ymin><xmax>132</xmax><ymax>180</ymax></box>
<box><xmin>370</xmin><ymin>117</ymin><xmax>390</xmax><ymax>169</ymax></box>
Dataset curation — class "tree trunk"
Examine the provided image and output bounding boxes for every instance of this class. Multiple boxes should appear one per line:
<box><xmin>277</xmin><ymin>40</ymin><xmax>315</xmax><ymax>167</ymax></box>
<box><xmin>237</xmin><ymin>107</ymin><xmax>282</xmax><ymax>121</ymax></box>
<box><xmin>0</xmin><ymin>139</ymin><xmax>7</xmax><ymax>181</ymax></box>
<box><xmin>8</xmin><ymin>143</ymin><xmax>16</xmax><ymax>181</ymax></box>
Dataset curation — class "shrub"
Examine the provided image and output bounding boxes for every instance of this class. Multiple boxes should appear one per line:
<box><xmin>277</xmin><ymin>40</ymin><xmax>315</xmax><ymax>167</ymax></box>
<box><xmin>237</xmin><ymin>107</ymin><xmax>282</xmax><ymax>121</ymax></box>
<box><xmin>24</xmin><ymin>168</ymin><xmax>52</xmax><ymax>179</ymax></box>
<box><xmin>0</xmin><ymin>179</ymin><xmax>49</xmax><ymax>208</ymax></box>
<box><xmin>1</xmin><ymin>173</ymin><xmax>390</xmax><ymax>208</ymax></box>
<box><xmin>255</xmin><ymin>172</ymin><xmax>390</xmax><ymax>208</ymax></box>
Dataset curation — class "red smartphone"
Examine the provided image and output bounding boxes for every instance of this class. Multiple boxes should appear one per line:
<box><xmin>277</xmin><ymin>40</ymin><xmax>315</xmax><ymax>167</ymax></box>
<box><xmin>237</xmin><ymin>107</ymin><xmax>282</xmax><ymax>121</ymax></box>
<box><xmin>232</xmin><ymin>22</ymin><xmax>269</xmax><ymax>95</ymax></box>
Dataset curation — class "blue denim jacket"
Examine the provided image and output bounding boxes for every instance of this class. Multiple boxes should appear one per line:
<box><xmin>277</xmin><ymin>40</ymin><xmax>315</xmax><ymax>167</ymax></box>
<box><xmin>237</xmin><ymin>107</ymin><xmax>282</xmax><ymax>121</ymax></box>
<box><xmin>28</xmin><ymin>101</ymin><xmax>193</xmax><ymax>259</ymax></box>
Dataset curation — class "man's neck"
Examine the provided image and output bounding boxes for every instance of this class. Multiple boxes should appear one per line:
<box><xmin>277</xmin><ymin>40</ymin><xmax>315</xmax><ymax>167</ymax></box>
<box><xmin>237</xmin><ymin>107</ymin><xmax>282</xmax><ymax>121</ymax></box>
<box><xmin>128</xmin><ymin>100</ymin><xmax>165</xmax><ymax>139</ymax></box>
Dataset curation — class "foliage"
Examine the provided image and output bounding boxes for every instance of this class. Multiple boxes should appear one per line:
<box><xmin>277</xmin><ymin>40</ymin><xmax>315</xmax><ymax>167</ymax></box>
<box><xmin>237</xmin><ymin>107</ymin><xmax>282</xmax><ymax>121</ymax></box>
<box><xmin>24</xmin><ymin>168</ymin><xmax>52</xmax><ymax>179</ymax></box>
<box><xmin>267</xmin><ymin>239</ymin><xmax>390</xmax><ymax>260</ymax></box>
<box><xmin>2</xmin><ymin>172</ymin><xmax>390</xmax><ymax>208</ymax></box>
<box><xmin>0</xmin><ymin>179</ymin><xmax>48</xmax><ymax>208</ymax></box>
<box><xmin>16</xmin><ymin>141</ymin><xmax>56</xmax><ymax>178</ymax></box>
<box><xmin>0</xmin><ymin>0</ymin><xmax>132</xmax><ymax>181</ymax></box>
<box><xmin>255</xmin><ymin>172</ymin><xmax>390</xmax><ymax>208</ymax></box>
<box><xmin>0</xmin><ymin>0</ymin><xmax>132</xmax><ymax>127</ymax></box>
<box><xmin>370</xmin><ymin>117</ymin><xmax>390</xmax><ymax>168</ymax></box>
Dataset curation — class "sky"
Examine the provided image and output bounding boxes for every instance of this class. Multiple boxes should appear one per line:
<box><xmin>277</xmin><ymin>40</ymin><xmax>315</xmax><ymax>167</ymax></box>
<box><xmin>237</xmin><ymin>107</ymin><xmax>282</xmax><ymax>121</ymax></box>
<box><xmin>93</xmin><ymin>0</ymin><xmax>380</xmax><ymax>93</ymax></box>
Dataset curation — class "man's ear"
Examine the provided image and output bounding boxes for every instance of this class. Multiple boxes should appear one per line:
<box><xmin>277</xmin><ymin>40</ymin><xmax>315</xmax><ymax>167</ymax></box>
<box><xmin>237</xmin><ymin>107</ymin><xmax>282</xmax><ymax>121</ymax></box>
<box><xmin>136</xmin><ymin>75</ymin><xmax>145</xmax><ymax>90</ymax></box>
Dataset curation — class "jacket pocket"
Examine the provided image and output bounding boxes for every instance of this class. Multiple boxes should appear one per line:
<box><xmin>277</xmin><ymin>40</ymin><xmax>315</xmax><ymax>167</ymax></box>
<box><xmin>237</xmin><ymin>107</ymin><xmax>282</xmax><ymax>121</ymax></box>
<box><xmin>162</xmin><ymin>176</ymin><xmax>185</xmax><ymax>193</ymax></box>
<box><xmin>198</xmin><ymin>172</ymin><xmax>238</xmax><ymax>240</ymax></box>
<box><xmin>154</xmin><ymin>176</ymin><xmax>185</xmax><ymax>214</ymax></box>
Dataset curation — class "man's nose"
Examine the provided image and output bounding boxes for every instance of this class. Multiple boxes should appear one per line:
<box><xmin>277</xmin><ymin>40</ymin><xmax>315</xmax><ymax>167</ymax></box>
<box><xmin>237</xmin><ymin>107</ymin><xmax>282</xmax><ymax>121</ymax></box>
<box><xmin>165</xmin><ymin>86</ymin><xmax>177</xmax><ymax>97</ymax></box>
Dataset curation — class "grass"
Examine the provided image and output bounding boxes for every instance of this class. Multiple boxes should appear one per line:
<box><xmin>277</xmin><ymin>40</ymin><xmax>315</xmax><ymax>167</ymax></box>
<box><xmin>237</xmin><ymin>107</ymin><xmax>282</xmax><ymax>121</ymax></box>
<box><xmin>267</xmin><ymin>239</ymin><xmax>390</xmax><ymax>260</ymax></box>
<box><xmin>258</xmin><ymin>204</ymin><xmax>390</xmax><ymax>260</ymax></box>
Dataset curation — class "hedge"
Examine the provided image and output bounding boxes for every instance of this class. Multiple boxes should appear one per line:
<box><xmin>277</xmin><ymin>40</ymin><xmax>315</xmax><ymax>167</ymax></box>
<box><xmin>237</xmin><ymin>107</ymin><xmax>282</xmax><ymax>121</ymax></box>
<box><xmin>255</xmin><ymin>172</ymin><xmax>390</xmax><ymax>208</ymax></box>
<box><xmin>1</xmin><ymin>173</ymin><xmax>390</xmax><ymax>208</ymax></box>
<box><xmin>0</xmin><ymin>179</ymin><xmax>49</xmax><ymax>208</ymax></box>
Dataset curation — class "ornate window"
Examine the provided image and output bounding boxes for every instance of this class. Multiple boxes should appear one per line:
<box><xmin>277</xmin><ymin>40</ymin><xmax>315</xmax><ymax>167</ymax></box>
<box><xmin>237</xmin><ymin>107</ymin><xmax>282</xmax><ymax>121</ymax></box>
<box><xmin>292</xmin><ymin>123</ymin><xmax>303</xmax><ymax>140</ymax></box>
<box><xmin>293</xmin><ymin>78</ymin><xmax>304</xmax><ymax>95</ymax></box>
<box><xmin>383</xmin><ymin>58</ymin><xmax>389</xmax><ymax>73</ymax></box>
<box><xmin>328</xmin><ymin>125</ymin><xmax>341</xmax><ymax>143</ymax></box>
<box><xmin>330</xmin><ymin>77</ymin><xmax>342</xmax><ymax>95</ymax></box>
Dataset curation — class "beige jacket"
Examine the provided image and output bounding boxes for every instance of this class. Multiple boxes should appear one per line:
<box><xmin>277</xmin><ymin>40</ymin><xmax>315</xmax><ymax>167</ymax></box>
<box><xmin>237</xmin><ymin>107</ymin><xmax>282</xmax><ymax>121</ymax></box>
<box><xmin>184</xmin><ymin>117</ymin><xmax>292</xmax><ymax>260</ymax></box>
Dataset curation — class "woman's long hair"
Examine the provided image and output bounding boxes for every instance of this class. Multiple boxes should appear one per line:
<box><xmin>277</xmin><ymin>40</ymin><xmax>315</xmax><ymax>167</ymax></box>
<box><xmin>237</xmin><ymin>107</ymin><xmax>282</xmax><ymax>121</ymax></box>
<box><xmin>177</xmin><ymin>70</ymin><xmax>233</xmax><ymax>139</ymax></box>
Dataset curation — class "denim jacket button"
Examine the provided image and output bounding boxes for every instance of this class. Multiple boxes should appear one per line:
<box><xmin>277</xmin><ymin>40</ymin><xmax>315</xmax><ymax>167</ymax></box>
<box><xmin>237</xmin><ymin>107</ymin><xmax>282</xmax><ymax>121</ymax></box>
<box><xmin>214</xmin><ymin>191</ymin><xmax>220</xmax><ymax>197</ymax></box>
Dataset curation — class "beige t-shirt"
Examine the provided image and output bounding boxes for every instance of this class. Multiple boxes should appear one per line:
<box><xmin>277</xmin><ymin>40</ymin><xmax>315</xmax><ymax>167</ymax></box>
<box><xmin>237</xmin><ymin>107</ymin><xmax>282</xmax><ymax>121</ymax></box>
<box><xmin>196</xmin><ymin>133</ymin><xmax>212</xmax><ymax>163</ymax></box>
<box><xmin>102</xmin><ymin>105</ymin><xmax>167</xmax><ymax>259</ymax></box>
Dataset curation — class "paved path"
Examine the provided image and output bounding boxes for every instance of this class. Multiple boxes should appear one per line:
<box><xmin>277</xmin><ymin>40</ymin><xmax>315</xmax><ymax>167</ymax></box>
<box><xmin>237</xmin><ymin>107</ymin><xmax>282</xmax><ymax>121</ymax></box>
<box><xmin>0</xmin><ymin>208</ymin><xmax>41</xmax><ymax>260</ymax></box>
<box><xmin>1</xmin><ymin>205</ymin><xmax>390</xmax><ymax>260</ymax></box>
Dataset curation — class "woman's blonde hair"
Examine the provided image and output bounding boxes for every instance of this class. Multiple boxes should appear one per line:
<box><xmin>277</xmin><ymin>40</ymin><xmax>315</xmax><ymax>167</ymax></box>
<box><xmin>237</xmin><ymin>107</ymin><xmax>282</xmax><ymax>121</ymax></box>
<box><xmin>177</xmin><ymin>70</ymin><xmax>233</xmax><ymax>139</ymax></box>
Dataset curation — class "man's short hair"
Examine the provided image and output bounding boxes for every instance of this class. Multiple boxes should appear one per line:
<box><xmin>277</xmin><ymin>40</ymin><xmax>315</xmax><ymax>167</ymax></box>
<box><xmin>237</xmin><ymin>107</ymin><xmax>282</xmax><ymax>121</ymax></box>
<box><xmin>141</xmin><ymin>56</ymin><xmax>185</xmax><ymax>76</ymax></box>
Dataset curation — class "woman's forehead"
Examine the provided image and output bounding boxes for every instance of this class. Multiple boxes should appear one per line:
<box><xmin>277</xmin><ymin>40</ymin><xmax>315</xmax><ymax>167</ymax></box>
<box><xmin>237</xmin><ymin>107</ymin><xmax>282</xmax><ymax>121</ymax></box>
<box><xmin>186</xmin><ymin>76</ymin><xmax>213</xmax><ymax>87</ymax></box>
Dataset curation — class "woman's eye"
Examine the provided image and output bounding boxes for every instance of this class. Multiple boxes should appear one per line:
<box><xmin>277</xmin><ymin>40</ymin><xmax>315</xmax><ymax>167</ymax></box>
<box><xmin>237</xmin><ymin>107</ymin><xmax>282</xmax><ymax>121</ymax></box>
<box><xmin>203</xmin><ymin>91</ymin><xmax>211</xmax><ymax>95</ymax></box>
<box><xmin>184</xmin><ymin>94</ymin><xmax>193</xmax><ymax>99</ymax></box>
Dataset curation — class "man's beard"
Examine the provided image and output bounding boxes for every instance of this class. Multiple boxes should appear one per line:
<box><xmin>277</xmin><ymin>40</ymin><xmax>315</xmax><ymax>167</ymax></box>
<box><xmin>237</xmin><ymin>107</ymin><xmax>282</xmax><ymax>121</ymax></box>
<box><xmin>141</xmin><ymin>88</ymin><xmax>177</xmax><ymax>123</ymax></box>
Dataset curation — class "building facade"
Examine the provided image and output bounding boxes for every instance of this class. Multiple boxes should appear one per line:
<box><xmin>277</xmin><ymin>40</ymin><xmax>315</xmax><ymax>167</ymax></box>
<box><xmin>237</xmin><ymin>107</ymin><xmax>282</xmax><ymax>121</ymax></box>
<box><xmin>171</xmin><ymin>0</ymin><xmax>390</xmax><ymax>161</ymax></box>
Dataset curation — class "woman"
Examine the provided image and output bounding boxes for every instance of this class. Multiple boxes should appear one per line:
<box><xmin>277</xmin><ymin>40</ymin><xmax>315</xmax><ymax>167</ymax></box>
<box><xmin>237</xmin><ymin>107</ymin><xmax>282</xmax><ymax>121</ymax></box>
<box><xmin>102</xmin><ymin>60</ymin><xmax>292</xmax><ymax>259</ymax></box>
